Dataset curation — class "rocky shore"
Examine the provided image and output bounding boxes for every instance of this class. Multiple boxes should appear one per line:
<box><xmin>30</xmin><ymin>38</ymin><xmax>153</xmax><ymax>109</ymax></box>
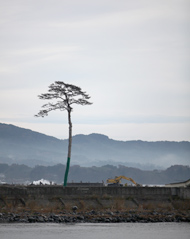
<box><xmin>0</xmin><ymin>210</ymin><xmax>190</xmax><ymax>223</ymax></box>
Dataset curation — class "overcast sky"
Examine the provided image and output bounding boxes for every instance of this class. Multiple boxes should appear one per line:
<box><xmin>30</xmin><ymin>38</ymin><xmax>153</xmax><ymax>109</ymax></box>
<box><xmin>0</xmin><ymin>0</ymin><xmax>190</xmax><ymax>141</ymax></box>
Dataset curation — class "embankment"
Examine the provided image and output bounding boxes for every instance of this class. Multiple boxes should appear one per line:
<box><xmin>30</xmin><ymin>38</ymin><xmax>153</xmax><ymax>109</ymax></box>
<box><xmin>0</xmin><ymin>185</ymin><xmax>190</xmax><ymax>223</ymax></box>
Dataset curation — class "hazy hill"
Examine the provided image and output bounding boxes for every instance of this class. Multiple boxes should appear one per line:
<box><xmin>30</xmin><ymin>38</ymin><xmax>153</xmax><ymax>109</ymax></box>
<box><xmin>0</xmin><ymin>123</ymin><xmax>190</xmax><ymax>169</ymax></box>
<box><xmin>0</xmin><ymin>123</ymin><xmax>66</xmax><ymax>166</ymax></box>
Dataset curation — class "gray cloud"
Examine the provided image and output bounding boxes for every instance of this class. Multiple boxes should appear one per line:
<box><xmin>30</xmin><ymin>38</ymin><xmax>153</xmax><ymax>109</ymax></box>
<box><xmin>0</xmin><ymin>0</ymin><xmax>189</xmax><ymax>141</ymax></box>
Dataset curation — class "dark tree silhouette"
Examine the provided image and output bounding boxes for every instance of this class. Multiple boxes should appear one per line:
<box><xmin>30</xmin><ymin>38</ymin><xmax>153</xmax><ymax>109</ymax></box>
<box><xmin>35</xmin><ymin>81</ymin><xmax>92</xmax><ymax>186</ymax></box>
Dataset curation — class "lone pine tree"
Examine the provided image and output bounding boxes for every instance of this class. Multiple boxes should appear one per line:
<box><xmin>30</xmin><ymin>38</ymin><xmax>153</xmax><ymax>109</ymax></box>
<box><xmin>35</xmin><ymin>81</ymin><xmax>92</xmax><ymax>186</ymax></box>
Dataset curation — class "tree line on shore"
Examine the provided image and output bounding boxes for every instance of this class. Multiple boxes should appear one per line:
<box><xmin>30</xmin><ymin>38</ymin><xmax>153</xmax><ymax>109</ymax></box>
<box><xmin>0</xmin><ymin>163</ymin><xmax>189</xmax><ymax>185</ymax></box>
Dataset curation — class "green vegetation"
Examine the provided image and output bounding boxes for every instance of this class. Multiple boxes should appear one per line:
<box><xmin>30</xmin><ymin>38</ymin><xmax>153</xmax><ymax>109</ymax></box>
<box><xmin>0</xmin><ymin>163</ymin><xmax>190</xmax><ymax>185</ymax></box>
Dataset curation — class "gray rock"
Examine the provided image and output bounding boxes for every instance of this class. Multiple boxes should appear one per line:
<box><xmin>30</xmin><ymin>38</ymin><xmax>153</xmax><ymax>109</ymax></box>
<box><xmin>28</xmin><ymin>217</ymin><xmax>36</xmax><ymax>223</ymax></box>
<box><xmin>37</xmin><ymin>216</ymin><xmax>44</xmax><ymax>222</ymax></box>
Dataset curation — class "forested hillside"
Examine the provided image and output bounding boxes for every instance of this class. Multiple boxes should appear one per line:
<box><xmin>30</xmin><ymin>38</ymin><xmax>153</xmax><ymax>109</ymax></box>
<box><xmin>0</xmin><ymin>163</ymin><xmax>189</xmax><ymax>185</ymax></box>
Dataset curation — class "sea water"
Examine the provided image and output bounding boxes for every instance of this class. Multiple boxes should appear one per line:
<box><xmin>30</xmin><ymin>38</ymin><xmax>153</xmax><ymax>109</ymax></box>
<box><xmin>0</xmin><ymin>223</ymin><xmax>189</xmax><ymax>239</ymax></box>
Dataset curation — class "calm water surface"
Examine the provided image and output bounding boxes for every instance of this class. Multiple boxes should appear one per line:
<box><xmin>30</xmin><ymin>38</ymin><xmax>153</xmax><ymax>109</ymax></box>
<box><xmin>0</xmin><ymin>223</ymin><xmax>189</xmax><ymax>239</ymax></box>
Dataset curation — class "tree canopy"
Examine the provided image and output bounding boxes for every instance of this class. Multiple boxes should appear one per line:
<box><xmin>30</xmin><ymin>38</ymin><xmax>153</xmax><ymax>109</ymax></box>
<box><xmin>35</xmin><ymin>81</ymin><xmax>92</xmax><ymax>117</ymax></box>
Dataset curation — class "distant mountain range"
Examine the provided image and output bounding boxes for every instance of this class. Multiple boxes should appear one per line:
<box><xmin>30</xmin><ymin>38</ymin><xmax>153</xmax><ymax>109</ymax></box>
<box><xmin>0</xmin><ymin>123</ymin><xmax>190</xmax><ymax>169</ymax></box>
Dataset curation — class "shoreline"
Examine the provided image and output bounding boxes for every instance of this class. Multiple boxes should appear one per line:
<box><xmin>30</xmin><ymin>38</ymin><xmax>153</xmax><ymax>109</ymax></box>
<box><xmin>0</xmin><ymin>209</ymin><xmax>190</xmax><ymax>223</ymax></box>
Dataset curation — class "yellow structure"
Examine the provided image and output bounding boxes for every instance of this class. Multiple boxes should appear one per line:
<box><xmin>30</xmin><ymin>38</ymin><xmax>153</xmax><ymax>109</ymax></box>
<box><xmin>106</xmin><ymin>176</ymin><xmax>141</xmax><ymax>186</ymax></box>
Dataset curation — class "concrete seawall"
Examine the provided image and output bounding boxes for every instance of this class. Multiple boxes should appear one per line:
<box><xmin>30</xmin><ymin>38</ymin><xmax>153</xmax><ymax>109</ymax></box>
<box><xmin>0</xmin><ymin>185</ymin><xmax>190</xmax><ymax>211</ymax></box>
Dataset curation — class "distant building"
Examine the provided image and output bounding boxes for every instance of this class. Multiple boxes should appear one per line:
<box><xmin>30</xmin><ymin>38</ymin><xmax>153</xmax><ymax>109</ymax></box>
<box><xmin>165</xmin><ymin>179</ymin><xmax>190</xmax><ymax>187</ymax></box>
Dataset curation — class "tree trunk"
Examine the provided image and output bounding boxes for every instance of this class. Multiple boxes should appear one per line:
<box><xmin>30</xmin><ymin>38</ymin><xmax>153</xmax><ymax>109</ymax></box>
<box><xmin>63</xmin><ymin>110</ymin><xmax>72</xmax><ymax>187</ymax></box>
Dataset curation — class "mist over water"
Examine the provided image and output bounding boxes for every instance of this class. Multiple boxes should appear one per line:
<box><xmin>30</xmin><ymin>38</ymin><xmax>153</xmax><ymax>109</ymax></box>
<box><xmin>0</xmin><ymin>223</ymin><xmax>190</xmax><ymax>239</ymax></box>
